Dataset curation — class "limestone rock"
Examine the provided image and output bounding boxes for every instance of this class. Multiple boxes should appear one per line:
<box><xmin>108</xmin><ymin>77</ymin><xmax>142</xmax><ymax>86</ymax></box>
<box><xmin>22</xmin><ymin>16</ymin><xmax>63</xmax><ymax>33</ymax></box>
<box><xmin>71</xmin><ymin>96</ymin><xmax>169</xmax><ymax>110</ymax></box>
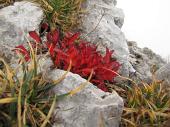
<box><xmin>128</xmin><ymin>41</ymin><xmax>166</xmax><ymax>83</ymax></box>
<box><xmin>44</xmin><ymin>69</ymin><xmax>123</xmax><ymax>127</ymax></box>
<box><xmin>0</xmin><ymin>1</ymin><xmax>43</xmax><ymax>61</ymax></box>
<box><xmin>80</xmin><ymin>0</ymin><xmax>131</xmax><ymax>76</ymax></box>
<box><xmin>112</xmin><ymin>7</ymin><xmax>124</xmax><ymax>28</ymax></box>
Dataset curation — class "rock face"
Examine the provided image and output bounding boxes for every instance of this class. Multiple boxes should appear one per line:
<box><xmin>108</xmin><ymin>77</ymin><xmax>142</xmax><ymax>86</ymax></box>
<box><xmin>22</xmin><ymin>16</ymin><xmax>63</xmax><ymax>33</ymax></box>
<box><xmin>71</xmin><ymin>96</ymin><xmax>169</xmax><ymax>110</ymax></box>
<box><xmin>155</xmin><ymin>63</ymin><xmax>170</xmax><ymax>86</ymax></box>
<box><xmin>44</xmin><ymin>69</ymin><xmax>123</xmax><ymax>127</ymax></box>
<box><xmin>0</xmin><ymin>1</ymin><xmax>43</xmax><ymax>61</ymax></box>
<box><xmin>128</xmin><ymin>41</ymin><xmax>166</xmax><ymax>82</ymax></box>
<box><xmin>80</xmin><ymin>0</ymin><xmax>132</xmax><ymax>76</ymax></box>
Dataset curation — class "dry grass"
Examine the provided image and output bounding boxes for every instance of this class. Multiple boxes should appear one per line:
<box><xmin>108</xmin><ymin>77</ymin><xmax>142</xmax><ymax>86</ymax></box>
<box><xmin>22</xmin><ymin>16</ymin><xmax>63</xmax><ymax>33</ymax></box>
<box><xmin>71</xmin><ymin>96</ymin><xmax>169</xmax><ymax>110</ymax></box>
<box><xmin>0</xmin><ymin>44</ymin><xmax>59</xmax><ymax>126</ymax></box>
<box><xmin>30</xmin><ymin>0</ymin><xmax>85</xmax><ymax>32</ymax></box>
<box><xmin>0</xmin><ymin>0</ymin><xmax>13</xmax><ymax>8</ymax></box>
<box><xmin>108</xmin><ymin>75</ymin><xmax>170</xmax><ymax>127</ymax></box>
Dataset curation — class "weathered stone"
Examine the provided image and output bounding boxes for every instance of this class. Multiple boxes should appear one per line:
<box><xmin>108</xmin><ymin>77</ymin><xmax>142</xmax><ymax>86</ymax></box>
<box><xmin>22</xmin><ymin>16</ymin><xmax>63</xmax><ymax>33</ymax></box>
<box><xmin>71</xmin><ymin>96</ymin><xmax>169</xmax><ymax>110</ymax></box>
<box><xmin>0</xmin><ymin>1</ymin><xmax>43</xmax><ymax>61</ymax></box>
<box><xmin>80</xmin><ymin>0</ymin><xmax>132</xmax><ymax>76</ymax></box>
<box><xmin>128</xmin><ymin>41</ymin><xmax>166</xmax><ymax>83</ymax></box>
<box><xmin>112</xmin><ymin>7</ymin><xmax>124</xmax><ymax>28</ymax></box>
<box><xmin>42</xmin><ymin>66</ymin><xmax>123</xmax><ymax>127</ymax></box>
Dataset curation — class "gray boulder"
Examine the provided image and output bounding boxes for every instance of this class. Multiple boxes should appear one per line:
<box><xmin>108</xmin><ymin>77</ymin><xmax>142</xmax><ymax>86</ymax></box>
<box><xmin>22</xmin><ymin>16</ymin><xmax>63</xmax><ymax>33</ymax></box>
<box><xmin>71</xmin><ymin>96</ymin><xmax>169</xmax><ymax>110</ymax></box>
<box><xmin>38</xmin><ymin>56</ymin><xmax>124</xmax><ymax>127</ymax></box>
<box><xmin>128</xmin><ymin>41</ymin><xmax>166</xmax><ymax>83</ymax></box>
<box><xmin>80</xmin><ymin>0</ymin><xmax>132</xmax><ymax>76</ymax></box>
<box><xmin>0</xmin><ymin>1</ymin><xmax>43</xmax><ymax>62</ymax></box>
<box><xmin>45</xmin><ymin>69</ymin><xmax>124</xmax><ymax>127</ymax></box>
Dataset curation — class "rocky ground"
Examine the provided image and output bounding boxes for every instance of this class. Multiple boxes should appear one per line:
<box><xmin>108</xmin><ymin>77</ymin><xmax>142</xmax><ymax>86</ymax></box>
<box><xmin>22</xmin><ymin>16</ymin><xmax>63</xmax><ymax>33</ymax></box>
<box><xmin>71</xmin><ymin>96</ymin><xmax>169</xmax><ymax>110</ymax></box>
<box><xmin>0</xmin><ymin>0</ymin><xmax>169</xmax><ymax>127</ymax></box>
<box><xmin>128</xmin><ymin>41</ymin><xmax>166</xmax><ymax>83</ymax></box>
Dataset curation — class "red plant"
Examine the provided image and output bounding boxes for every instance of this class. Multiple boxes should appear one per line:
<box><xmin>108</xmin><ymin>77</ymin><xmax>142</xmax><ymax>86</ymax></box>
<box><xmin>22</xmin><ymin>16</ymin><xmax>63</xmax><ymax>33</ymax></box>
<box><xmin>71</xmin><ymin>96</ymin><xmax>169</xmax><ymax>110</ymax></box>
<box><xmin>15</xmin><ymin>27</ymin><xmax>120</xmax><ymax>92</ymax></box>
<box><xmin>14</xmin><ymin>45</ymin><xmax>30</xmax><ymax>61</ymax></box>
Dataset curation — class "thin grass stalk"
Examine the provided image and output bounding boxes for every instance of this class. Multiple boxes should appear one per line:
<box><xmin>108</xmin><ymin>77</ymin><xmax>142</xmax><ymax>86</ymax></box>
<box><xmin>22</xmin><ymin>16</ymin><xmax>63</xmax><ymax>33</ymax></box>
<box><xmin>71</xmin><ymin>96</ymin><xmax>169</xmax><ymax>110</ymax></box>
<box><xmin>0</xmin><ymin>111</ymin><xmax>11</xmax><ymax>120</ymax></box>
<box><xmin>53</xmin><ymin>60</ymin><xmax>72</xmax><ymax>84</ymax></box>
<box><xmin>33</xmin><ymin>107</ymin><xmax>50</xmax><ymax>123</ymax></box>
<box><xmin>28</xmin><ymin>106</ymin><xmax>37</xmax><ymax>126</ymax></box>
<box><xmin>23</xmin><ymin>96</ymin><xmax>28</xmax><ymax>125</ymax></box>
<box><xmin>0</xmin><ymin>58</ymin><xmax>14</xmax><ymax>89</ymax></box>
<box><xmin>69</xmin><ymin>69</ymin><xmax>93</xmax><ymax>96</ymax></box>
<box><xmin>0</xmin><ymin>97</ymin><xmax>17</xmax><ymax>104</ymax></box>
<box><xmin>40</xmin><ymin>94</ymin><xmax>57</xmax><ymax>127</ymax></box>
<box><xmin>121</xmin><ymin>118</ymin><xmax>136</xmax><ymax>127</ymax></box>
<box><xmin>17</xmin><ymin>81</ymin><xmax>22</xmax><ymax>127</ymax></box>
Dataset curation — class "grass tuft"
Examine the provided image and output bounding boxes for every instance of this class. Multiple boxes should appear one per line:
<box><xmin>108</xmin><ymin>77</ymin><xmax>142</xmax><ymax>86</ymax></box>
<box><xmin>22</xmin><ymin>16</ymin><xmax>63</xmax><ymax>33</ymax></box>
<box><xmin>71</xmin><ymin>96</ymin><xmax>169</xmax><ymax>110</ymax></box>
<box><xmin>0</xmin><ymin>44</ymin><xmax>60</xmax><ymax>126</ymax></box>
<box><xmin>0</xmin><ymin>41</ymin><xmax>93</xmax><ymax>126</ymax></box>
<box><xmin>31</xmin><ymin>0</ymin><xmax>85</xmax><ymax>32</ymax></box>
<box><xmin>112</xmin><ymin>75</ymin><xmax>170</xmax><ymax>127</ymax></box>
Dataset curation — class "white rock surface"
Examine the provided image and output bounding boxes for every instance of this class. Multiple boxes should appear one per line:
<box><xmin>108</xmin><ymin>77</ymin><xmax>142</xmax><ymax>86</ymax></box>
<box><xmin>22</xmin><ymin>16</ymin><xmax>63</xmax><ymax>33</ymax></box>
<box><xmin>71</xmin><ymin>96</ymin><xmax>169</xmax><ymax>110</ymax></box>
<box><xmin>0</xmin><ymin>1</ymin><xmax>43</xmax><ymax>61</ymax></box>
<box><xmin>80</xmin><ymin>0</ymin><xmax>132</xmax><ymax>76</ymax></box>
<box><xmin>128</xmin><ymin>41</ymin><xmax>166</xmax><ymax>83</ymax></box>
<box><xmin>44</xmin><ymin>69</ymin><xmax>123</xmax><ymax>127</ymax></box>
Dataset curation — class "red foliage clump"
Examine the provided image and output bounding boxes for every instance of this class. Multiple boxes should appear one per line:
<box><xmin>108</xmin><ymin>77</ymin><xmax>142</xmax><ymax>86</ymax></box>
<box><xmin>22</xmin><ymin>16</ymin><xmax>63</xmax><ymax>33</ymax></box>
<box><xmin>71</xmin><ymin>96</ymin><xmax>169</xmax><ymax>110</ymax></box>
<box><xmin>15</xmin><ymin>25</ymin><xmax>120</xmax><ymax>92</ymax></box>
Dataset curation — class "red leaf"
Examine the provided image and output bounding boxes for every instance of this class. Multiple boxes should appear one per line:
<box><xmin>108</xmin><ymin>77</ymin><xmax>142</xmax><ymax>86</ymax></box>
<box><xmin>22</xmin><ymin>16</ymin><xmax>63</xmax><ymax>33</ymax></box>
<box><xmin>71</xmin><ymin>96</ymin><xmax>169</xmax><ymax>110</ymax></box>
<box><xmin>41</xmin><ymin>23</ymin><xmax>49</xmax><ymax>31</ymax></box>
<box><xmin>67</xmin><ymin>32</ymin><xmax>80</xmax><ymax>45</ymax></box>
<box><xmin>77</xmin><ymin>68</ymin><xmax>92</xmax><ymax>77</ymax></box>
<box><xmin>47</xmin><ymin>29</ymin><xmax>59</xmax><ymax>46</ymax></box>
<box><xmin>96</xmin><ymin>67</ymin><xmax>118</xmax><ymax>81</ymax></box>
<box><xmin>15</xmin><ymin>45</ymin><xmax>30</xmax><ymax>61</ymax></box>
<box><xmin>46</xmin><ymin>42</ymin><xmax>55</xmax><ymax>58</ymax></box>
<box><xmin>66</xmin><ymin>46</ymin><xmax>78</xmax><ymax>59</ymax></box>
<box><xmin>29</xmin><ymin>31</ymin><xmax>41</xmax><ymax>43</ymax></box>
<box><xmin>91</xmin><ymin>80</ymin><xmax>108</xmax><ymax>92</ymax></box>
<box><xmin>98</xmin><ymin>83</ymin><xmax>108</xmax><ymax>92</ymax></box>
